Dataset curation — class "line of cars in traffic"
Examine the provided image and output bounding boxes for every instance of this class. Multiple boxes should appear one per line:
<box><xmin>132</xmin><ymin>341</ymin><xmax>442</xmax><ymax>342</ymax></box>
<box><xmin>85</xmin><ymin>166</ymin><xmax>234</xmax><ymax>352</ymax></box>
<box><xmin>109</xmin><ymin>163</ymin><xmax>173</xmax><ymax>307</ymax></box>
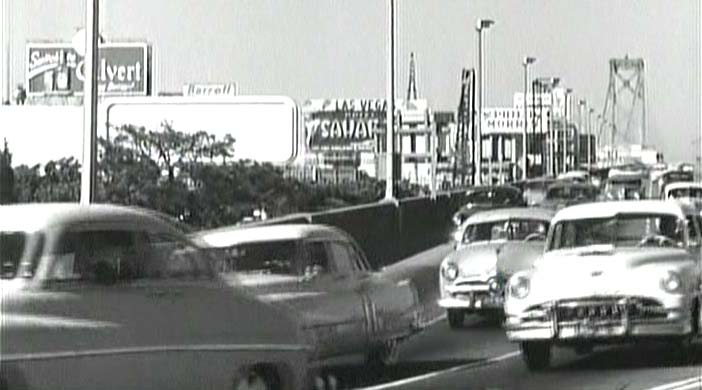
<box><xmin>440</xmin><ymin>173</ymin><xmax>702</xmax><ymax>371</ymax></box>
<box><xmin>0</xmin><ymin>203</ymin><xmax>423</xmax><ymax>390</ymax></box>
<box><xmin>4</xmin><ymin>171</ymin><xmax>702</xmax><ymax>388</ymax></box>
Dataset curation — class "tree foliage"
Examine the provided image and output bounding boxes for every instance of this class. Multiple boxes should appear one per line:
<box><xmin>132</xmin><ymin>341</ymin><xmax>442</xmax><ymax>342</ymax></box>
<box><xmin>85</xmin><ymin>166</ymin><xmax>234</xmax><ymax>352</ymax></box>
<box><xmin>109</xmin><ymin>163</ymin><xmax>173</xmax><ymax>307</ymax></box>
<box><xmin>6</xmin><ymin>124</ymin><xmax>425</xmax><ymax>228</ymax></box>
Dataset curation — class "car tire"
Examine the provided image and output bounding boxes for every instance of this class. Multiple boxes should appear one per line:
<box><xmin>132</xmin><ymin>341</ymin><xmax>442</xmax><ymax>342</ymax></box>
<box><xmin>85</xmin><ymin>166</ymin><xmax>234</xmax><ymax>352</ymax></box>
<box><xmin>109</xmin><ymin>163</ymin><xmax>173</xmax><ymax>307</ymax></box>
<box><xmin>366</xmin><ymin>338</ymin><xmax>400</xmax><ymax>368</ymax></box>
<box><xmin>447</xmin><ymin>309</ymin><xmax>465</xmax><ymax>329</ymax></box>
<box><xmin>520</xmin><ymin>341</ymin><xmax>551</xmax><ymax>371</ymax></box>
<box><xmin>233</xmin><ymin>366</ymin><xmax>280</xmax><ymax>390</ymax></box>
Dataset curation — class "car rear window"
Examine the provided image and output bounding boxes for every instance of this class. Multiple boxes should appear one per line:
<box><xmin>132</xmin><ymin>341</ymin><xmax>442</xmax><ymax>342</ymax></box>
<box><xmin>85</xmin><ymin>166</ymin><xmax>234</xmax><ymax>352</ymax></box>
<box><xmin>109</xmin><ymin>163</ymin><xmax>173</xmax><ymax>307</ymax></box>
<box><xmin>0</xmin><ymin>232</ymin><xmax>28</xmax><ymax>279</ymax></box>
<box><xmin>0</xmin><ymin>231</ymin><xmax>43</xmax><ymax>279</ymax></box>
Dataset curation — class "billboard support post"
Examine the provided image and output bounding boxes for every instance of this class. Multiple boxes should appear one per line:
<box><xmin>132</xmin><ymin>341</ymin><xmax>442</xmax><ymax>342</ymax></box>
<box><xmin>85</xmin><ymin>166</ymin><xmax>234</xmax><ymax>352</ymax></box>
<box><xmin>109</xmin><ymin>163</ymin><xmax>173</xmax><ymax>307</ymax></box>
<box><xmin>80</xmin><ymin>0</ymin><xmax>99</xmax><ymax>205</ymax></box>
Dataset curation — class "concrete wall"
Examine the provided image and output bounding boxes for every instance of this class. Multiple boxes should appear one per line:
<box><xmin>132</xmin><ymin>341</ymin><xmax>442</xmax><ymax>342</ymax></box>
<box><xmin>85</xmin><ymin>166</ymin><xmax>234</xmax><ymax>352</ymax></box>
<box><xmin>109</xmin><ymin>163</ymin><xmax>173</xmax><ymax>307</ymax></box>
<box><xmin>258</xmin><ymin>191</ymin><xmax>467</xmax><ymax>269</ymax></box>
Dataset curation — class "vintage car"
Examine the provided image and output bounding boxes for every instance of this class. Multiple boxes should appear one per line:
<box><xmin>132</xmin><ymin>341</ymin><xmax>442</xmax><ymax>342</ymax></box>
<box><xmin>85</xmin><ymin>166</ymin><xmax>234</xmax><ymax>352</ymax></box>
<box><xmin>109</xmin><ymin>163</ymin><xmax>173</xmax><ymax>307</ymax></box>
<box><xmin>0</xmin><ymin>203</ymin><xmax>311</xmax><ymax>390</ymax></box>
<box><xmin>512</xmin><ymin>177</ymin><xmax>556</xmax><ymax>207</ymax></box>
<box><xmin>504</xmin><ymin>200</ymin><xmax>702</xmax><ymax>371</ymax></box>
<box><xmin>452</xmin><ymin>185</ymin><xmax>525</xmax><ymax>226</ymax></box>
<box><xmin>191</xmin><ymin>223</ymin><xmax>421</xmax><ymax>367</ymax></box>
<box><xmin>603</xmin><ymin>168</ymin><xmax>648</xmax><ymax>200</ymax></box>
<box><xmin>537</xmin><ymin>181</ymin><xmax>600</xmax><ymax>210</ymax></box>
<box><xmin>662</xmin><ymin>182</ymin><xmax>702</xmax><ymax>210</ymax></box>
<box><xmin>440</xmin><ymin>208</ymin><xmax>555</xmax><ymax>328</ymax></box>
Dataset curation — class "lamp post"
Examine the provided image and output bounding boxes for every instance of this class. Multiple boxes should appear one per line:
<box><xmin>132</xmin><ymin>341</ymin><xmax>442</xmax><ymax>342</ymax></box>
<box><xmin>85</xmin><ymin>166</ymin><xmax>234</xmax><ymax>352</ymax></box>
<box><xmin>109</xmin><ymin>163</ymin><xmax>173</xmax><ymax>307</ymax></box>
<box><xmin>578</xmin><ymin>100</ymin><xmax>586</xmax><ymax>170</ymax></box>
<box><xmin>475</xmin><ymin>18</ymin><xmax>494</xmax><ymax>186</ymax></box>
<box><xmin>79</xmin><ymin>0</ymin><xmax>100</xmax><ymax>204</ymax></box>
<box><xmin>587</xmin><ymin>107</ymin><xmax>594</xmax><ymax>169</ymax></box>
<box><xmin>384</xmin><ymin>0</ymin><xmax>396</xmax><ymax>200</ymax></box>
<box><xmin>522</xmin><ymin>56</ymin><xmax>536</xmax><ymax>180</ymax></box>
<box><xmin>563</xmin><ymin>88</ymin><xmax>572</xmax><ymax>174</ymax></box>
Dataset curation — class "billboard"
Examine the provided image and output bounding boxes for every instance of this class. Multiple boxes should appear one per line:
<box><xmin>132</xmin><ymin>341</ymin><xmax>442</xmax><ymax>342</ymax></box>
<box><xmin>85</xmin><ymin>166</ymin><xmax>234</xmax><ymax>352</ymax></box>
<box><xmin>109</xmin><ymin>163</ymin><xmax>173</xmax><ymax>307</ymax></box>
<box><xmin>182</xmin><ymin>83</ymin><xmax>237</xmax><ymax>97</ymax></box>
<box><xmin>103</xmin><ymin>96</ymin><xmax>298</xmax><ymax>163</ymax></box>
<box><xmin>302</xmin><ymin>98</ymin><xmax>428</xmax><ymax>152</ymax></box>
<box><xmin>482</xmin><ymin>107</ymin><xmax>549</xmax><ymax>135</ymax></box>
<box><xmin>302</xmin><ymin>99</ymin><xmax>385</xmax><ymax>152</ymax></box>
<box><xmin>26</xmin><ymin>43</ymin><xmax>149</xmax><ymax>96</ymax></box>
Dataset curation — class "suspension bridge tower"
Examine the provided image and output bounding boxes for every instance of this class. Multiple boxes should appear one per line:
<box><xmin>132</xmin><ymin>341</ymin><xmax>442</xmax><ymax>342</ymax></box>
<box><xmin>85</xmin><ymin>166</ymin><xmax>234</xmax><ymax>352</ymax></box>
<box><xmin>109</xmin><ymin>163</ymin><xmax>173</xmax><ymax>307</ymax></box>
<box><xmin>600</xmin><ymin>56</ymin><xmax>647</xmax><ymax>164</ymax></box>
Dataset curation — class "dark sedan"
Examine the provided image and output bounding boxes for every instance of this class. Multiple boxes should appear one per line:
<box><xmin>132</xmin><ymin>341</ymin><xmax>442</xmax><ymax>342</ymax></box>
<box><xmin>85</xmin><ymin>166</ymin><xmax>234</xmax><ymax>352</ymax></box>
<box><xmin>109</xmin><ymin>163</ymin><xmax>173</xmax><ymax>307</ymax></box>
<box><xmin>452</xmin><ymin>185</ymin><xmax>525</xmax><ymax>226</ymax></box>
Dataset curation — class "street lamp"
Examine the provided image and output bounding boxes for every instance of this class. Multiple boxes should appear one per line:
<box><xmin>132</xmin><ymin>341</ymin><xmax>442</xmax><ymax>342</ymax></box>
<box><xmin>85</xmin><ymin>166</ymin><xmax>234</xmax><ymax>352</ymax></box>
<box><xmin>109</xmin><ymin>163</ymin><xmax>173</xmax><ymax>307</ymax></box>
<box><xmin>533</xmin><ymin>77</ymin><xmax>559</xmax><ymax>177</ymax></box>
<box><xmin>563</xmin><ymin>88</ymin><xmax>572</xmax><ymax>174</ymax></box>
<box><xmin>475</xmin><ymin>18</ymin><xmax>494</xmax><ymax>186</ymax></box>
<box><xmin>522</xmin><ymin>56</ymin><xmax>536</xmax><ymax>180</ymax></box>
<box><xmin>587</xmin><ymin>107</ymin><xmax>595</xmax><ymax>169</ymax></box>
<box><xmin>578</xmin><ymin>99</ymin><xmax>586</xmax><ymax>169</ymax></box>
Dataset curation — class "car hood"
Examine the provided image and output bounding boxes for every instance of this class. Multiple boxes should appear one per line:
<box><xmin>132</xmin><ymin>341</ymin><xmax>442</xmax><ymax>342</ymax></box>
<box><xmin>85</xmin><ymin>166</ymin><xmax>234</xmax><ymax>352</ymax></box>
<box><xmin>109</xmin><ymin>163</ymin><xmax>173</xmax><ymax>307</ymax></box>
<box><xmin>445</xmin><ymin>242</ymin><xmax>502</xmax><ymax>277</ymax></box>
<box><xmin>524</xmin><ymin>246</ymin><xmax>696</xmax><ymax>304</ymax></box>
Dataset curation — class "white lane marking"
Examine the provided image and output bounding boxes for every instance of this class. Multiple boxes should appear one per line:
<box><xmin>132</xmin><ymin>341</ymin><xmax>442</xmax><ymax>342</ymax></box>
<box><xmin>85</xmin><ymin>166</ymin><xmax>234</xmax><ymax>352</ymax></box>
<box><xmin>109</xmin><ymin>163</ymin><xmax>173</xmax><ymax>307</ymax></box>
<box><xmin>675</xmin><ymin>381</ymin><xmax>702</xmax><ymax>390</ymax></box>
<box><xmin>1</xmin><ymin>343</ymin><xmax>311</xmax><ymax>362</ymax></box>
<box><xmin>352</xmin><ymin>351</ymin><xmax>521</xmax><ymax>390</ymax></box>
<box><xmin>646</xmin><ymin>376</ymin><xmax>702</xmax><ymax>390</ymax></box>
<box><xmin>2</xmin><ymin>314</ymin><xmax>120</xmax><ymax>329</ymax></box>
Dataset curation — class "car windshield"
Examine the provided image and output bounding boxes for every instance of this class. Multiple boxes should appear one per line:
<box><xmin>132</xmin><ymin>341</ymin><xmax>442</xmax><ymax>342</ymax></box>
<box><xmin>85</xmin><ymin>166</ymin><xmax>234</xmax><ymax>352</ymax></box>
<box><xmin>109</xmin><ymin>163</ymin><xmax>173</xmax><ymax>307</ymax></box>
<box><xmin>463</xmin><ymin>219</ymin><xmax>549</xmax><ymax>244</ymax></box>
<box><xmin>548</xmin><ymin>213</ymin><xmax>686</xmax><ymax>251</ymax></box>
<box><xmin>546</xmin><ymin>186</ymin><xmax>596</xmax><ymax>201</ymax></box>
<box><xmin>668</xmin><ymin>188</ymin><xmax>702</xmax><ymax>199</ymax></box>
<box><xmin>218</xmin><ymin>240</ymin><xmax>299</xmax><ymax>276</ymax></box>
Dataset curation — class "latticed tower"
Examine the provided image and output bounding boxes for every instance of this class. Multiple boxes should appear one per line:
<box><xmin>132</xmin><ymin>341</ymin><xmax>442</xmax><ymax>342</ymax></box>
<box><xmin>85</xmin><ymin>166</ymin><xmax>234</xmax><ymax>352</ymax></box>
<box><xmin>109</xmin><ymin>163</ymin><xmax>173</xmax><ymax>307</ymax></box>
<box><xmin>600</xmin><ymin>56</ymin><xmax>647</xmax><ymax>152</ymax></box>
<box><xmin>406</xmin><ymin>52</ymin><xmax>418</xmax><ymax>101</ymax></box>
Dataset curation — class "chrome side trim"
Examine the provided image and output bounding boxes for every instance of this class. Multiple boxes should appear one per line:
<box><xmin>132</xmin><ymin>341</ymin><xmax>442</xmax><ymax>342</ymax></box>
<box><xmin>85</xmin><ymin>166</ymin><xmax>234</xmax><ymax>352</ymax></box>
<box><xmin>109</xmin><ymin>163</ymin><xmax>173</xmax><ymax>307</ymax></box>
<box><xmin>1</xmin><ymin>344</ymin><xmax>312</xmax><ymax>362</ymax></box>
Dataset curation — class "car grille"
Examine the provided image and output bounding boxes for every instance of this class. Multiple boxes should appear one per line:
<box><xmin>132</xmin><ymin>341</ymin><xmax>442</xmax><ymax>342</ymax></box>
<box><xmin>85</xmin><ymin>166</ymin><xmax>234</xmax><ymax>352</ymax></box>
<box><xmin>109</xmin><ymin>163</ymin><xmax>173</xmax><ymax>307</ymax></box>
<box><xmin>553</xmin><ymin>297</ymin><xmax>666</xmax><ymax>323</ymax></box>
<box><xmin>556</xmin><ymin>302</ymin><xmax>625</xmax><ymax>322</ymax></box>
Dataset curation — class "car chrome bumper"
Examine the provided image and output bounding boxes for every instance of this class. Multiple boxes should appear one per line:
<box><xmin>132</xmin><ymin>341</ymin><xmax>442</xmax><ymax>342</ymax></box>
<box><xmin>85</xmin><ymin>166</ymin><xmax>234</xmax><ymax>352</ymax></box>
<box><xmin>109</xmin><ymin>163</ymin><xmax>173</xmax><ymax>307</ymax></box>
<box><xmin>505</xmin><ymin>301</ymin><xmax>692</xmax><ymax>342</ymax></box>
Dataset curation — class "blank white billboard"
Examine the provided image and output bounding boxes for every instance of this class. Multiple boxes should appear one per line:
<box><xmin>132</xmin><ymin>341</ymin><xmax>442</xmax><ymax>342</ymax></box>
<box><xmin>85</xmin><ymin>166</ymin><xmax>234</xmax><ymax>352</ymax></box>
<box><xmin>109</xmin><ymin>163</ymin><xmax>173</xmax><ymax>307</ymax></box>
<box><xmin>103</xmin><ymin>96</ymin><xmax>298</xmax><ymax>163</ymax></box>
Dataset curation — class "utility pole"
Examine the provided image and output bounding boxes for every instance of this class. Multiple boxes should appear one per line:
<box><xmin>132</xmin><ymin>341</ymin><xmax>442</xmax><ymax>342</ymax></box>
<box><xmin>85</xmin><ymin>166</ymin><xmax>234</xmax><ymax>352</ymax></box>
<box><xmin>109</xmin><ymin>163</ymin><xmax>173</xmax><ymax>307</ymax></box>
<box><xmin>384</xmin><ymin>0</ymin><xmax>395</xmax><ymax>200</ymax></box>
<box><xmin>475</xmin><ymin>19</ymin><xmax>494</xmax><ymax>186</ymax></box>
<box><xmin>522</xmin><ymin>57</ymin><xmax>536</xmax><ymax>180</ymax></box>
<box><xmin>1</xmin><ymin>0</ymin><xmax>10</xmax><ymax>104</ymax></box>
<box><xmin>79</xmin><ymin>0</ymin><xmax>99</xmax><ymax>204</ymax></box>
<box><xmin>563</xmin><ymin>88</ymin><xmax>572</xmax><ymax>174</ymax></box>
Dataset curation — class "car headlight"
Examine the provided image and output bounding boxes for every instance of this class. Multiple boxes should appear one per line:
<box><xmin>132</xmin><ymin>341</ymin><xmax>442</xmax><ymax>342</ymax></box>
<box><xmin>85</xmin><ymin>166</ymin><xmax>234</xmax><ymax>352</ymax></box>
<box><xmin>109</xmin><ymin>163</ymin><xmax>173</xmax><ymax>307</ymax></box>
<box><xmin>660</xmin><ymin>271</ymin><xmax>683</xmax><ymax>293</ymax></box>
<box><xmin>487</xmin><ymin>277</ymin><xmax>502</xmax><ymax>293</ymax></box>
<box><xmin>509</xmin><ymin>275</ymin><xmax>530</xmax><ymax>299</ymax></box>
<box><xmin>442</xmin><ymin>263</ymin><xmax>459</xmax><ymax>281</ymax></box>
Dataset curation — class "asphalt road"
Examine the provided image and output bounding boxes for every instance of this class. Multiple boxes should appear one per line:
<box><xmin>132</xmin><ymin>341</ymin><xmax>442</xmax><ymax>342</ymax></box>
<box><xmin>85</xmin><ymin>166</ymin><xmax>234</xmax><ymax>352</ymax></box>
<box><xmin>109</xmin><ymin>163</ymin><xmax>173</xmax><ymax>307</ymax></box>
<box><xmin>325</xmin><ymin>314</ymin><xmax>702</xmax><ymax>390</ymax></box>
<box><xmin>314</xmin><ymin>243</ymin><xmax>702</xmax><ymax>390</ymax></box>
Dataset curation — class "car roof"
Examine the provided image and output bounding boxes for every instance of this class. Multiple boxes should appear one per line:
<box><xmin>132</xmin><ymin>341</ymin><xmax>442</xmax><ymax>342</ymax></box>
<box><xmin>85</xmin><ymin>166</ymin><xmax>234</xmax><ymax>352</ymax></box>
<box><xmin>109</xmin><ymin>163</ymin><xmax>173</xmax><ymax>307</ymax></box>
<box><xmin>547</xmin><ymin>181</ymin><xmax>598</xmax><ymax>190</ymax></box>
<box><xmin>464</xmin><ymin>207</ymin><xmax>555</xmax><ymax>225</ymax></box>
<box><xmin>466</xmin><ymin>185</ymin><xmax>521</xmax><ymax>194</ymax></box>
<box><xmin>552</xmin><ymin>200</ymin><xmax>692</xmax><ymax>224</ymax></box>
<box><xmin>0</xmin><ymin>203</ymin><xmax>182</xmax><ymax>234</ymax></box>
<box><xmin>192</xmin><ymin>223</ymin><xmax>350</xmax><ymax>248</ymax></box>
<box><xmin>664</xmin><ymin>182</ymin><xmax>702</xmax><ymax>192</ymax></box>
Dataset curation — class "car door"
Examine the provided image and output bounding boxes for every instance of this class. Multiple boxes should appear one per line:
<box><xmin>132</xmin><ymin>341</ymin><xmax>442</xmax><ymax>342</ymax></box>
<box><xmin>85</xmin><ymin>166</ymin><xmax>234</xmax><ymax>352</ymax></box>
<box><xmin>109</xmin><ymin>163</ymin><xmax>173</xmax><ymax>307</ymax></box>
<box><xmin>294</xmin><ymin>239</ymin><xmax>368</xmax><ymax>358</ymax></box>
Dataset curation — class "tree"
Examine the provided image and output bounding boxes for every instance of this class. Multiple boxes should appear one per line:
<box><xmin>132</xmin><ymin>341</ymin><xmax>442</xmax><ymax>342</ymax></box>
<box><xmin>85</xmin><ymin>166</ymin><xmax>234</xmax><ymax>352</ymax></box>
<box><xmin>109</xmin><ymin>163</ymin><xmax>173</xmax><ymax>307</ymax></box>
<box><xmin>0</xmin><ymin>139</ymin><xmax>15</xmax><ymax>204</ymax></box>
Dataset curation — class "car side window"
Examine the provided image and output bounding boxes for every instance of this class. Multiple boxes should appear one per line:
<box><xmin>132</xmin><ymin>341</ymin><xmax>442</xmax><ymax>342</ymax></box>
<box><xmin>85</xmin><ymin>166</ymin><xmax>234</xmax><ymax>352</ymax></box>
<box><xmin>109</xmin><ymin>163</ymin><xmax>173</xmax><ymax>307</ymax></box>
<box><xmin>327</xmin><ymin>241</ymin><xmax>357</xmax><ymax>275</ymax></box>
<box><xmin>48</xmin><ymin>229</ymin><xmax>143</xmax><ymax>284</ymax></box>
<box><xmin>302</xmin><ymin>241</ymin><xmax>332</xmax><ymax>276</ymax></box>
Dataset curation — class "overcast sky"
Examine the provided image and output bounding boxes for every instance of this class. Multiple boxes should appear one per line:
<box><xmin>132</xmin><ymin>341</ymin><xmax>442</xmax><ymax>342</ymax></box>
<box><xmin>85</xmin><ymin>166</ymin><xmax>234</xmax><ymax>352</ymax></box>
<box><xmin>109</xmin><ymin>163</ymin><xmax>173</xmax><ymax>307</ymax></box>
<box><xmin>6</xmin><ymin>0</ymin><xmax>701</xmax><ymax>161</ymax></box>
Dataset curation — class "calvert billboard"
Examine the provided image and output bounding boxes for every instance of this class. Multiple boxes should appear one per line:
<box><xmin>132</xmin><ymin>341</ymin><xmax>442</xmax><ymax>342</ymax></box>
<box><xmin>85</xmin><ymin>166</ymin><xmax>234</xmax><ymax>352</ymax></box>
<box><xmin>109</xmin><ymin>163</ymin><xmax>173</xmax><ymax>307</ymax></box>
<box><xmin>26</xmin><ymin>43</ymin><xmax>149</xmax><ymax>96</ymax></box>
